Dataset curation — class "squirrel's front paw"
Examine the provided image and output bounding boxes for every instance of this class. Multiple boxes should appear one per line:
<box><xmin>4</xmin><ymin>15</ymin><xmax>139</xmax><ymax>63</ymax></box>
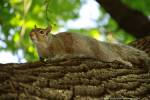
<box><xmin>39</xmin><ymin>57</ymin><xmax>47</xmax><ymax>62</ymax></box>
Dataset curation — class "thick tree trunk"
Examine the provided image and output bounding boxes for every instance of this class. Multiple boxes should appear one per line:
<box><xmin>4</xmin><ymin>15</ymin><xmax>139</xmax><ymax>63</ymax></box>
<box><xmin>96</xmin><ymin>0</ymin><xmax>150</xmax><ymax>38</ymax></box>
<box><xmin>0</xmin><ymin>57</ymin><xmax>150</xmax><ymax>100</ymax></box>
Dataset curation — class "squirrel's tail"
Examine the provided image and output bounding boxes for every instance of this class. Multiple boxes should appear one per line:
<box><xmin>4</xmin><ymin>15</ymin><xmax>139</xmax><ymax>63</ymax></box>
<box><xmin>129</xmin><ymin>36</ymin><xmax>150</xmax><ymax>57</ymax></box>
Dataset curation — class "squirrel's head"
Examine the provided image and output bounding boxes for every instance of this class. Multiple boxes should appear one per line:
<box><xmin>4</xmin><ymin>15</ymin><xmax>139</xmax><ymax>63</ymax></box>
<box><xmin>30</xmin><ymin>25</ymin><xmax>51</xmax><ymax>44</ymax></box>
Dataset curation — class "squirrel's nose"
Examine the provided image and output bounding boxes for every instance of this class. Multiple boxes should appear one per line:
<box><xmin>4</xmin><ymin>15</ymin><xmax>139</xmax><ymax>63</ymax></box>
<box><xmin>29</xmin><ymin>32</ymin><xmax>37</xmax><ymax>40</ymax></box>
<box><xmin>29</xmin><ymin>32</ymin><xmax>35</xmax><ymax>37</ymax></box>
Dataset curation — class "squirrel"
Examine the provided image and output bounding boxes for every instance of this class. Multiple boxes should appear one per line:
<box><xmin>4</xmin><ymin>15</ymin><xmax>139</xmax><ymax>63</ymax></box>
<box><xmin>29</xmin><ymin>26</ymin><xmax>150</xmax><ymax>68</ymax></box>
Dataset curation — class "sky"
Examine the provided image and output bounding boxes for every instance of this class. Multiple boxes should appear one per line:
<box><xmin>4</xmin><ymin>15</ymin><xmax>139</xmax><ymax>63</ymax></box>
<box><xmin>0</xmin><ymin>0</ymin><xmax>101</xmax><ymax>63</ymax></box>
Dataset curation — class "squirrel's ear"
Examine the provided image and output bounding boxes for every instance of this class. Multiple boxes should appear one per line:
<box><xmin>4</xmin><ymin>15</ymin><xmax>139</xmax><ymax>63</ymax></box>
<box><xmin>34</xmin><ymin>25</ymin><xmax>37</xmax><ymax>29</ymax></box>
<box><xmin>46</xmin><ymin>25</ymin><xmax>52</xmax><ymax>34</ymax></box>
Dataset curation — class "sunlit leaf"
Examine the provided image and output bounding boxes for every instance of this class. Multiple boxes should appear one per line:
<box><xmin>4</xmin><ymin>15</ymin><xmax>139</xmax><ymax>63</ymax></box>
<box><xmin>90</xmin><ymin>29</ymin><xmax>100</xmax><ymax>40</ymax></box>
<box><xmin>13</xmin><ymin>33</ymin><xmax>20</xmax><ymax>43</ymax></box>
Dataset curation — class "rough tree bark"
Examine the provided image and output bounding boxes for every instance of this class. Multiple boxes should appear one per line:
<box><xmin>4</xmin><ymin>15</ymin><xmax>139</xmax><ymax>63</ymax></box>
<box><xmin>0</xmin><ymin>57</ymin><xmax>150</xmax><ymax>100</ymax></box>
<box><xmin>96</xmin><ymin>0</ymin><xmax>150</xmax><ymax>38</ymax></box>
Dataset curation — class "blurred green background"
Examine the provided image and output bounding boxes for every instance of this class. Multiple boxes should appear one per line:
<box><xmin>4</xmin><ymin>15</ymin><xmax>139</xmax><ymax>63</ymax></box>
<box><xmin>0</xmin><ymin>0</ymin><xmax>150</xmax><ymax>63</ymax></box>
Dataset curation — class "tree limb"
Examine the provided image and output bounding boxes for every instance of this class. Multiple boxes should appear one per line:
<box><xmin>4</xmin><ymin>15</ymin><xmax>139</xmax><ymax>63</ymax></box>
<box><xmin>96</xmin><ymin>0</ymin><xmax>150</xmax><ymax>38</ymax></box>
<box><xmin>0</xmin><ymin>58</ymin><xmax>150</xmax><ymax>99</ymax></box>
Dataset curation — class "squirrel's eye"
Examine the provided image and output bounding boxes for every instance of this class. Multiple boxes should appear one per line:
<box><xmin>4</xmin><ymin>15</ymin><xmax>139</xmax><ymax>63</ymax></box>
<box><xmin>40</xmin><ymin>30</ymin><xmax>44</xmax><ymax>34</ymax></box>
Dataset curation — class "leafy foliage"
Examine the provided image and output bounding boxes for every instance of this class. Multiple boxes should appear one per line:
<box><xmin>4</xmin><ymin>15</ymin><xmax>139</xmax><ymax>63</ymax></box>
<box><xmin>0</xmin><ymin>0</ymin><xmax>81</xmax><ymax>61</ymax></box>
<box><xmin>122</xmin><ymin>0</ymin><xmax>150</xmax><ymax>15</ymax></box>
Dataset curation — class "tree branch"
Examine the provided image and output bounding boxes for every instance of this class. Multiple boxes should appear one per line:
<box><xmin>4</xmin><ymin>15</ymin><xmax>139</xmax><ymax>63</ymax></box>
<box><xmin>0</xmin><ymin>58</ymin><xmax>150</xmax><ymax>99</ymax></box>
<box><xmin>96</xmin><ymin>0</ymin><xmax>150</xmax><ymax>38</ymax></box>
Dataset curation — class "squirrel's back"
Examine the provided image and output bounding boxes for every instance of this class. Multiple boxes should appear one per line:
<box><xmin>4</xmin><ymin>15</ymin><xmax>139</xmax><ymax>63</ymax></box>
<box><xmin>48</xmin><ymin>32</ymin><xmax>97</xmax><ymax>58</ymax></box>
<box><xmin>50</xmin><ymin>32</ymin><xmax>150</xmax><ymax>67</ymax></box>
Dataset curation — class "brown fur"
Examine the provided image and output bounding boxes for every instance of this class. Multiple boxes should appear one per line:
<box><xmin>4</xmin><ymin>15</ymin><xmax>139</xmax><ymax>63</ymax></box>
<box><xmin>30</xmin><ymin>27</ymin><xmax>150</xmax><ymax>68</ymax></box>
